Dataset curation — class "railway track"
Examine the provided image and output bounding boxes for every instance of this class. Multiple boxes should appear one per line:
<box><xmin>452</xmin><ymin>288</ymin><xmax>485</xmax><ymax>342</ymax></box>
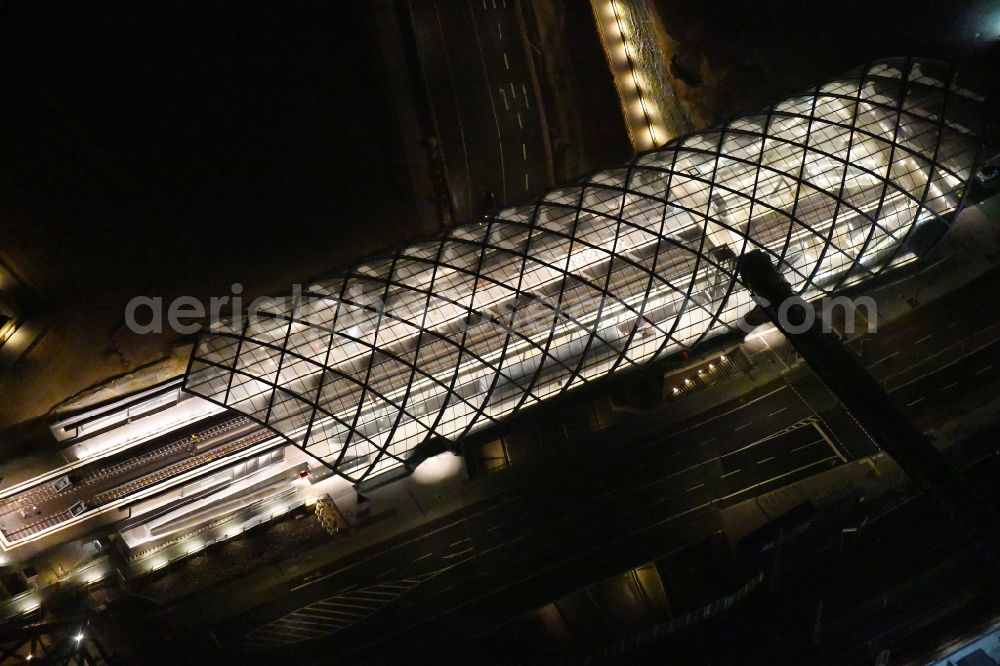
<box><xmin>0</xmin><ymin>416</ymin><xmax>265</xmax><ymax>543</ymax></box>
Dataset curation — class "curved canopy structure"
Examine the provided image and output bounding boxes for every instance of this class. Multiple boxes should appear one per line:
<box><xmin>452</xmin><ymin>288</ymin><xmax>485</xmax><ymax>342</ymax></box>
<box><xmin>184</xmin><ymin>58</ymin><xmax>984</xmax><ymax>482</ymax></box>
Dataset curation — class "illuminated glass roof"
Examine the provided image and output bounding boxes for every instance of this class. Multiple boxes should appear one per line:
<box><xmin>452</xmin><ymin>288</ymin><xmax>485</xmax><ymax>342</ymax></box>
<box><xmin>184</xmin><ymin>58</ymin><xmax>983</xmax><ymax>482</ymax></box>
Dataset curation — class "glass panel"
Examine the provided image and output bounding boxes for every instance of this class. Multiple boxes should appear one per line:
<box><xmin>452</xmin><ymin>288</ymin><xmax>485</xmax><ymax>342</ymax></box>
<box><xmin>182</xmin><ymin>59</ymin><xmax>984</xmax><ymax>482</ymax></box>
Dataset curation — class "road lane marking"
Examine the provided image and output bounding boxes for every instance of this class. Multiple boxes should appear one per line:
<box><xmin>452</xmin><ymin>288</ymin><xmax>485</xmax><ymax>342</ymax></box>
<box><xmin>503</xmin><ymin>52</ymin><xmax>510</xmax><ymax>70</ymax></box>
<box><xmin>886</xmin><ymin>336</ymin><xmax>1000</xmax><ymax>394</ymax></box>
<box><xmin>414</xmin><ymin>501</ymin><xmax>720</xmax><ymax>634</ymax></box>
<box><xmin>497</xmin><ymin>22</ymin><xmax>503</xmax><ymax>39</ymax></box>
<box><xmin>809</xmin><ymin>420</ymin><xmax>848</xmax><ymax>463</ymax></box>
<box><xmin>601</xmin><ymin>461</ymin><xmax>706</xmax><ymax>502</ymax></box>
<box><xmin>498</xmin><ymin>87</ymin><xmax>508</xmax><ymax>110</ymax></box>
<box><xmin>376</xmin><ymin>568</ymin><xmax>396</xmax><ymax>579</ymax></box>
<box><xmin>721</xmin><ymin>469</ymin><xmax>741</xmax><ymax>478</ymax></box>
<box><xmin>444</xmin><ymin>547</ymin><xmax>475</xmax><ymax>559</ymax></box>
<box><xmin>487</xmin><ymin>522</ymin><xmax>505</xmax><ymax>531</ymax></box>
<box><xmin>867</xmin><ymin>351</ymin><xmax>899</xmax><ymax>368</ymax></box>
<box><xmin>291</xmin><ymin>572</ymin><xmax>334</xmax><ymax>591</ymax></box>
<box><xmin>524</xmin><ymin>172</ymin><xmax>529</xmax><ymax>191</ymax></box>
<box><xmin>522</xmin><ymin>143</ymin><xmax>527</xmax><ymax>160</ymax></box>
<box><xmin>735</xmin><ymin>422</ymin><xmax>751</xmax><ymax>431</ymax></box>
<box><xmin>522</xmin><ymin>82</ymin><xmax>530</xmax><ymax>108</ymax></box>
<box><xmin>720</xmin><ymin>457</ymin><xmax>844</xmax><ymax>505</ymax></box>
<box><xmin>294</xmin><ymin>612</ymin><xmax>352</xmax><ymax>627</ymax></box>
<box><xmin>275</xmin><ymin>618</ymin><xmax>329</xmax><ymax>632</ymax></box>
<box><xmin>384</xmin><ymin>432</ymin><xmax>832</xmax><ymax>634</ymax></box>
<box><xmin>757</xmin><ymin>456</ymin><xmax>775</xmax><ymax>464</ymax></box>
<box><xmin>278</xmin><ymin>370</ymin><xmax>864</xmax><ymax>604</ymax></box>
<box><xmin>768</xmin><ymin>408</ymin><xmax>787</xmax><ymax>417</ymax></box>
<box><xmin>698</xmin><ymin>437</ymin><xmax>715</xmax><ymax>447</ymax></box>
<box><xmin>414</xmin><ymin>552</ymin><xmax>433</xmax><ymax>561</ymax></box>
<box><xmin>914</xmin><ymin>334</ymin><xmax>933</xmax><ymax>345</ymax></box>
<box><xmin>450</xmin><ymin>537</ymin><xmax>471</xmax><ymax>547</ymax></box>
<box><xmin>686</xmin><ymin>483</ymin><xmax>705</xmax><ymax>492</ymax></box>
<box><xmin>941</xmin><ymin>381</ymin><xmax>959</xmax><ymax>391</ymax></box>
<box><xmin>975</xmin><ymin>364</ymin><xmax>993</xmax><ymax>375</ymax></box>
<box><xmin>906</xmin><ymin>397</ymin><xmax>924</xmax><ymax>407</ymax></box>
<box><xmin>656</xmin><ymin>385</ymin><xmax>788</xmax><ymax>437</ymax></box>
<box><xmin>510</xmin><ymin>82</ymin><xmax>516</xmax><ymax>97</ymax></box>
<box><xmin>718</xmin><ymin>419</ymin><xmax>815</xmax><ymax>459</ymax></box>
<box><xmin>790</xmin><ymin>439</ymin><xmax>822</xmax><ymax>453</ymax></box>
<box><xmin>516</xmin><ymin>112</ymin><xmax>522</xmax><ymax>128</ymax></box>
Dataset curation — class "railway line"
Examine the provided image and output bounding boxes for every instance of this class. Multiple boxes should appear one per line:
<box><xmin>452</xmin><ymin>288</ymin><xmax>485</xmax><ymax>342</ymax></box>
<box><xmin>0</xmin><ymin>416</ymin><xmax>268</xmax><ymax>544</ymax></box>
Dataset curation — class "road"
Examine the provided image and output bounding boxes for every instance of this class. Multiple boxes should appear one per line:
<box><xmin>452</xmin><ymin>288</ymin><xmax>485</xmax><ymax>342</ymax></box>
<box><xmin>187</xmin><ymin>268</ymin><xmax>1000</xmax><ymax>662</ymax></box>
<box><xmin>137</xmin><ymin>268</ymin><xmax>1000</xmax><ymax>662</ymax></box>
<box><xmin>851</xmin><ymin>269</ymin><xmax>1000</xmax><ymax>429</ymax></box>
<box><xmin>407</xmin><ymin>0</ymin><xmax>551</xmax><ymax>219</ymax></box>
<box><xmin>207</xmin><ymin>369</ymin><xmax>873</xmax><ymax>659</ymax></box>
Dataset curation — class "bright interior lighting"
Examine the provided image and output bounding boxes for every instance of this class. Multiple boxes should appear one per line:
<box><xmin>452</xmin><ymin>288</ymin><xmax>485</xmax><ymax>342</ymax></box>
<box><xmin>184</xmin><ymin>60</ymin><xmax>980</xmax><ymax>488</ymax></box>
<box><xmin>411</xmin><ymin>452</ymin><xmax>463</xmax><ymax>485</ymax></box>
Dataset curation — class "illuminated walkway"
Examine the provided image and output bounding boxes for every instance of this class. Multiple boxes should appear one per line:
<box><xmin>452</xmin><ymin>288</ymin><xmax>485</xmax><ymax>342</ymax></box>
<box><xmin>185</xmin><ymin>58</ymin><xmax>984</xmax><ymax>482</ymax></box>
<box><xmin>590</xmin><ymin>0</ymin><xmax>689</xmax><ymax>149</ymax></box>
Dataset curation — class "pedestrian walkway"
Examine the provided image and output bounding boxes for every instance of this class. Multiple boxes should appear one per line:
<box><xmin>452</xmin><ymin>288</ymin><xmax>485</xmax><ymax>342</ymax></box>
<box><xmin>589</xmin><ymin>0</ymin><xmax>689</xmax><ymax>149</ymax></box>
<box><xmin>242</xmin><ymin>567</ymin><xmax>446</xmax><ymax>650</ymax></box>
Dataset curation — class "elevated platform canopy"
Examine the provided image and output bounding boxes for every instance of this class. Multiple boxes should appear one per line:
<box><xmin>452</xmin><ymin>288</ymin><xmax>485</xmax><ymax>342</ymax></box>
<box><xmin>184</xmin><ymin>58</ymin><xmax>985</xmax><ymax>482</ymax></box>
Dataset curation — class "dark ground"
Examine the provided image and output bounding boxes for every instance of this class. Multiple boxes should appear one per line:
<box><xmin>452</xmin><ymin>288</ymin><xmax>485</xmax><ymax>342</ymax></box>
<box><xmin>0</xmin><ymin>2</ymin><xmax>438</xmax><ymax>431</ymax></box>
<box><xmin>527</xmin><ymin>0</ymin><xmax>634</xmax><ymax>178</ymax></box>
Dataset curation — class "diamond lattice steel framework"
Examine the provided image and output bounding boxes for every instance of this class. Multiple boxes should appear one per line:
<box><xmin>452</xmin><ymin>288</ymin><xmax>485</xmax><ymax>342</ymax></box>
<box><xmin>184</xmin><ymin>58</ymin><xmax>984</xmax><ymax>482</ymax></box>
